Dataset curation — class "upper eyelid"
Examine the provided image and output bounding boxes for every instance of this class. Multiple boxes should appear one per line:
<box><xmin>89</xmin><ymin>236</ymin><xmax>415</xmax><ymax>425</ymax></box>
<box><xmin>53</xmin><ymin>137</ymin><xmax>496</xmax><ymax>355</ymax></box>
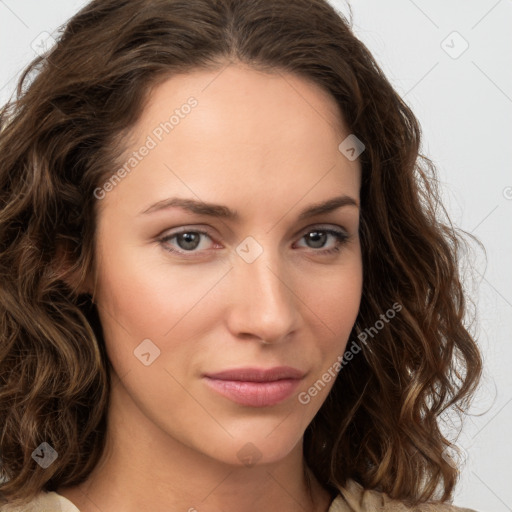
<box><xmin>160</xmin><ymin>223</ymin><xmax>348</xmax><ymax>239</ymax></box>
<box><xmin>158</xmin><ymin>223</ymin><xmax>349</xmax><ymax>248</ymax></box>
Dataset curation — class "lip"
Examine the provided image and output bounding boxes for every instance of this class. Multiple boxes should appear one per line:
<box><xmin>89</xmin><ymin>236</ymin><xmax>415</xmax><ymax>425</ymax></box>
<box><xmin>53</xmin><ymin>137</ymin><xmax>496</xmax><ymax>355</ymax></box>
<box><xmin>203</xmin><ymin>366</ymin><xmax>305</xmax><ymax>407</ymax></box>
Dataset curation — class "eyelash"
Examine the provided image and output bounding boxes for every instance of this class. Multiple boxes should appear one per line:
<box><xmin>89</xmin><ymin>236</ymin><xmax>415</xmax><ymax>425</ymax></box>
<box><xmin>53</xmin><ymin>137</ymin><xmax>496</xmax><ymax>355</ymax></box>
<box><xmin>157</xmin><ymin>226</ymin><xmax>349</xmax><ymax>258</ymax></box>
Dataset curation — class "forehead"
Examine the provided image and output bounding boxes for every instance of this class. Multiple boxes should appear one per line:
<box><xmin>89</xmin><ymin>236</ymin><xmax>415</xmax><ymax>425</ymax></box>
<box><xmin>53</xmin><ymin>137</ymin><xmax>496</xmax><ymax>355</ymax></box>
<box><xmin>145</xmin><ymin>62</ymin><xmax>345</xmax><ymax>127</ymax></box>
<box><xmin>135</xmin><ymin>62</ymin><xmax>349</xmax><ymax>157</ymax></box>
<box><xmin>99</xmin><ymin>63</ymin><xmax>360</xmax><ymax>218</ymax></box>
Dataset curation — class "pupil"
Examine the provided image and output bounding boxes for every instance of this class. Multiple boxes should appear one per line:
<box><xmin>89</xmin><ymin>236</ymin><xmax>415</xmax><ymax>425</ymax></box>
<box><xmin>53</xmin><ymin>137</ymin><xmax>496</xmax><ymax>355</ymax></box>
<box><xmin>178</xmin><ymin>232</ymin><xmax>200</xmax><ymax>250</ymax></box>
<box><xmin>308</xmin><ymin>231</ymin><xmax>326</xmax><ymax>248</ymax></box>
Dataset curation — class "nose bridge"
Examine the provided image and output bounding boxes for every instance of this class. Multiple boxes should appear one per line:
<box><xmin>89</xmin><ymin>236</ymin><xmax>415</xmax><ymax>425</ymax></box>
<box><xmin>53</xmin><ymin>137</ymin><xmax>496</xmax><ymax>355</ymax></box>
<box><xmin>228</xmin><ymin>235</ymin><xmax>298</xmax><ymax>342</ymax></box>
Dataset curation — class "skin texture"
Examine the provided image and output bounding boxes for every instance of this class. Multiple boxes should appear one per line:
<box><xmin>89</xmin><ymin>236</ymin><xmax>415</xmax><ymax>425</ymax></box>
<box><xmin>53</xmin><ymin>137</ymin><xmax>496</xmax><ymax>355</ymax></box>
<box><xmin>57</xmin><ymin>62</ymin><xmax>363</xmax><ymax>512</ymax></box>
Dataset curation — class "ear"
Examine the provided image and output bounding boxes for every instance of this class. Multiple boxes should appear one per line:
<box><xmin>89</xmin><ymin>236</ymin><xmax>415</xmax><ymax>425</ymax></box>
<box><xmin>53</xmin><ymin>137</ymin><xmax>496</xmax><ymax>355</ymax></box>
<box><xmin>51</xmin><ymin>239</ymin><xmax>95</xmax><ymax>297</ymax></box>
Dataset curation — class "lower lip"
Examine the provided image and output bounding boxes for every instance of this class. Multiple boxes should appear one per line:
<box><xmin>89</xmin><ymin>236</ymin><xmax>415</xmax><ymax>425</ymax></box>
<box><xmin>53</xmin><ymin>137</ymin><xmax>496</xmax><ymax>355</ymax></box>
<box><xmin>203</xmin><ymin>377</ymin><xmax>301</xmax><ymax>407</ymax></box>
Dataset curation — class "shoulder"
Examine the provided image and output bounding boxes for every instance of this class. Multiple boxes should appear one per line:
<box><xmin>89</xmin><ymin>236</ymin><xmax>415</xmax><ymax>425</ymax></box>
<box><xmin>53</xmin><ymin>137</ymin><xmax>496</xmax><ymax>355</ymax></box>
<box><xmin>0</xmin><ymin>491</ymin><xmax>80</xmax><ymax>512</ymax></box>
<box><xmin>328</xmin><ymin>479</ymin><xmax>479</xmax><ymax>512</ymax></box>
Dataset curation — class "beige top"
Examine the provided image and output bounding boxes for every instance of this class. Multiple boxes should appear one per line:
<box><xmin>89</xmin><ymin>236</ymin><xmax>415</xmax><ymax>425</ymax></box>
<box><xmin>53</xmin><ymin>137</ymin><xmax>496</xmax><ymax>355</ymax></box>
<box><xmin>0</xmin><ymin>479</ymin><xmax>478</xmax><ymax>511</ymax></box>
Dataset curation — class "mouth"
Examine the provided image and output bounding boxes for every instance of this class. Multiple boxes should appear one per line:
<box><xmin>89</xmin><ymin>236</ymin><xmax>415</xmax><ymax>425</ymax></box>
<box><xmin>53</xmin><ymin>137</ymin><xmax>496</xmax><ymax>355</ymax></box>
<box><xmin>202</xmin><ymin>366</ymin><xmax>305</xmax><ymax>407</ymax></box>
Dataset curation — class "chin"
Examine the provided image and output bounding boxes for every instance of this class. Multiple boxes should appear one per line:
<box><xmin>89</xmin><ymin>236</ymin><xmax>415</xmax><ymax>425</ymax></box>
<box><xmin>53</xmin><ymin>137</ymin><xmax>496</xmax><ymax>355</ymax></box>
<box><xmin>200</xmin><ymin>430</ymin><xmax>303</xmax><ymax>469</ymax></box>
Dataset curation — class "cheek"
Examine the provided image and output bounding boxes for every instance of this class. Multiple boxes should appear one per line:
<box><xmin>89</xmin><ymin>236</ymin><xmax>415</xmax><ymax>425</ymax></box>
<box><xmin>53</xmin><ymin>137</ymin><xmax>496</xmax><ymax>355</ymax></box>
<box><xmin>303</xmin><ymin>251</ymin><xmax>363</xmax><ymax>367</ymax></box>
<box><xmin>94</xmin><ymin>233</ymin><xmax>216</xmax><ymax>329</ymax></box>
<box><xmin>93</xmin><ymin>237</ymin><xmax>230</xmax><ymax>375</ymax></box>
<box><xmin>311</xmin><ymin>250</ymin><xmax>363</xmax><ymax>333</ymax></box>
<box><xmin>295</xmin><ymin>260</ymin><xmax>362</xmax><ymax>408</ymax></box>
<box><xmin>319</xmin><ymin>268</ymin><xmax>362</xmax><ymax>319</ymax></box>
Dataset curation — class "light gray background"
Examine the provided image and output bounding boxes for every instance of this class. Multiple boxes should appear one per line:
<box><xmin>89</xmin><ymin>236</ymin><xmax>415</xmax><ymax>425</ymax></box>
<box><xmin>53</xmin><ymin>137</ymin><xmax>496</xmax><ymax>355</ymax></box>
<box><xmin>1</xmin><ymin>1</ymin><xmax>511</xmax><ymax>510</ymax></box>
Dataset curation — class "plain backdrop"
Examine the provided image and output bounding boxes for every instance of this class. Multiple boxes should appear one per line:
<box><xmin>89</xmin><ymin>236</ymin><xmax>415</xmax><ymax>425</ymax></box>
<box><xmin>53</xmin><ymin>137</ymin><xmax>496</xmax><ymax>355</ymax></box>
<box><xmin>1</xmin><ymin>1</ymin><xmax>511</xmax><ymax>510</ymax></box>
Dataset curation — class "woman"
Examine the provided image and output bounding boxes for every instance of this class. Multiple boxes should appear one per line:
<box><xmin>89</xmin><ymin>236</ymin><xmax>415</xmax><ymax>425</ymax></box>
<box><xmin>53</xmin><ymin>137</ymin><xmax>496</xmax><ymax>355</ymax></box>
<box><xmin>0</xmin><ymin>0</ymin><xmax>482</xmax><ymax>511</ymax></box>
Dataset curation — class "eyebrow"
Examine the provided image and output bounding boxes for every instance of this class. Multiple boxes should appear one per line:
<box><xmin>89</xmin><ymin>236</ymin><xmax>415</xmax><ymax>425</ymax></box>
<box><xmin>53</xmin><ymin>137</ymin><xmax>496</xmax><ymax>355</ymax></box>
<box><xmin>139</xmin><ymin>194</ymin><xmax>359</xmax><ymax>220</ymax></box>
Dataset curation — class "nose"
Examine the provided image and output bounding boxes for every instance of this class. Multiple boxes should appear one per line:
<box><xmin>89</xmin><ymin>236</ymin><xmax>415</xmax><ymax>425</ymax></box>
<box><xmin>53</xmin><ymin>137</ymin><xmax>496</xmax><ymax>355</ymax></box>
<box><xmin>225</xmin><ymin>245</ymin><xmax>300</xmax><ymax>345</ymax></box>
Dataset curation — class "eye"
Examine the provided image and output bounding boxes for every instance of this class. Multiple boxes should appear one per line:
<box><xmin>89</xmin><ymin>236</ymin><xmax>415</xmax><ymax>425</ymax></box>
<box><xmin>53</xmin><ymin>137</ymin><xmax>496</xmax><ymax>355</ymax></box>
<box><xmin>159</xmin><ymin>229</ymin><xmax>214</xmax><ymax>255</ymax></box>
<box><xmin>294</xmin><ymin>227</ymin><xmax>349</xmax><ymax>255</ymax></box>
<box><xmin>157</xmin><ymin>225</ymin><xmax>349</xmax><ymax>257</ymax></box>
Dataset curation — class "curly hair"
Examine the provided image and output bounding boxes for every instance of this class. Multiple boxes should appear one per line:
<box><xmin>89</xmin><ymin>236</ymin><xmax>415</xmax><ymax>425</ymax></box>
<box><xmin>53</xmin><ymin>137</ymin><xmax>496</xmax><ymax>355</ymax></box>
<box><xmin>0</xmin><ymin>0</ymin><xmax>482</xmax><ymax>507</ymax></box>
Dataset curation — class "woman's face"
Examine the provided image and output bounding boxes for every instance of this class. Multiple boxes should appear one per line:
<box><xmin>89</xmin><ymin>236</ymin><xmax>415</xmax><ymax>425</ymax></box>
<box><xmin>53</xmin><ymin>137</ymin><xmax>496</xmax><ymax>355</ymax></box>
<box><xmin>92</xmin><ymin>62</ymin><xmax>362</xmax><ymax>466</ymax></box>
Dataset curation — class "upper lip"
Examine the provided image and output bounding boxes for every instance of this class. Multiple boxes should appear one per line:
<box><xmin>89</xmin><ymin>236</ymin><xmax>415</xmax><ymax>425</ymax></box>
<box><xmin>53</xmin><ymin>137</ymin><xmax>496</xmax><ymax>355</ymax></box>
<box><xmin>204</xmin><ymin>366</ymin><xmax>305</xmax><ymax>382</ymax></box>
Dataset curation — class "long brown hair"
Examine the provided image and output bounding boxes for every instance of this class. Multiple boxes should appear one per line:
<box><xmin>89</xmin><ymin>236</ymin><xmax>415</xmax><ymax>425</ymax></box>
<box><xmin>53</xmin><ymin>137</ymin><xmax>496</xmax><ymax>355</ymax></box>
<box><xmin>0</xmin><ymin>0</ymin><xmax>482</xmax><ymax>507</ymax></box>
